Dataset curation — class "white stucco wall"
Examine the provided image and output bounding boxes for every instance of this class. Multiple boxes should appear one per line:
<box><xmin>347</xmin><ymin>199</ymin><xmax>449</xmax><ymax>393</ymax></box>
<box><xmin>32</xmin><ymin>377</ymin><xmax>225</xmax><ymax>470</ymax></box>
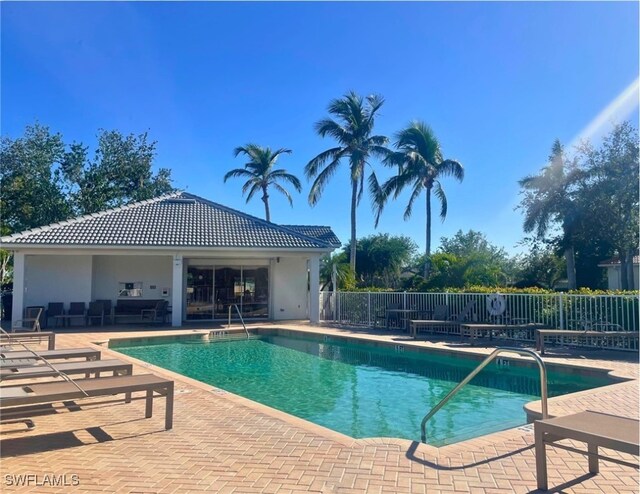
<box><xmin>92</xmin><ymin>255</ymin><xmax>173</xmax><ymax>304</ymax></box>
<box><xmin>271</xmin><ymin>256</ymin><xmax>308</xmax><ymax>320</ymax></box>
<box><xmin>24</xmin><ymin>255</ymin><xmax>93</xmax><ymax>308</ymax></box>
<box><xmin>606</xmin><ymin>265</ymin><xmax>640</xmax><ymax>290</ymax></box>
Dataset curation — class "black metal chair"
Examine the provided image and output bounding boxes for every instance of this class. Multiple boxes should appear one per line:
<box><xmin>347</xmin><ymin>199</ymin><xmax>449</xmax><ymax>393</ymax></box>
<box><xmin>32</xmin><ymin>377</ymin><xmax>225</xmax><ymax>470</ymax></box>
<box><xmin>96</xmin><ymin>299</ymin><xmax>112</xmax><ymax>324</ymax></box>
<box><xmin>47</xmin><ymin>302</ymin><xmax>65</xmax><ymax>327</ymax></box>
<box><xmin>86</xmin><ymin>301</ymin><xmax>105</xmax><ymax>326</ymax></box>
<box><xmin>63</xmin><ymin>302</ymin><xmax>86</xmax><ymax>327</ymax></box>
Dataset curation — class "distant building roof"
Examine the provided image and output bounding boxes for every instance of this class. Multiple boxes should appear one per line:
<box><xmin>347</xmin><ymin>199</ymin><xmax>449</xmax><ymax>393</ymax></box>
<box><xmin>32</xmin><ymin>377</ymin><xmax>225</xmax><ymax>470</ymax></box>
<box><xmin>598</xmin><ymin>255</ymin><xmax>640</xmax><ymax>267</ymax></box>
<box><xmin>0</xmin><ymin>192</ymin><xmax>340</xmax><ymax>250</ymax></box>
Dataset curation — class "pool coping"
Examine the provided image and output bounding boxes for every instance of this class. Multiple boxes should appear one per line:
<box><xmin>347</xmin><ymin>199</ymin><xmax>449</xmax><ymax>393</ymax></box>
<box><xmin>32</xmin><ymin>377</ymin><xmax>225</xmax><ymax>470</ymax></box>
<box><xmin>97</xmin><ymin>324</ymin><xmax>638</xmax><ymax>457</ymax></box>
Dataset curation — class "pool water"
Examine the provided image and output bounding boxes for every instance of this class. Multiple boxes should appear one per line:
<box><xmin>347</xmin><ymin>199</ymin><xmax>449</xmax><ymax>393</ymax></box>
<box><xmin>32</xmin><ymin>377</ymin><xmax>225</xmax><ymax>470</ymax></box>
<box><xmin>114</xmin><ymin>334</ymin><xmax>611</xmax><ymax>445</ymax></box>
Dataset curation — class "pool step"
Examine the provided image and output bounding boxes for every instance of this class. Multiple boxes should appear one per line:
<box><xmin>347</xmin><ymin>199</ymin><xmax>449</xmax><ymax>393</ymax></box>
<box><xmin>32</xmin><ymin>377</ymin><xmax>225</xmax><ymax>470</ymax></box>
<box><xmin>207</xmin><ymin>329</ymin><xmax>255</xmax><ymax>342</ymax></box>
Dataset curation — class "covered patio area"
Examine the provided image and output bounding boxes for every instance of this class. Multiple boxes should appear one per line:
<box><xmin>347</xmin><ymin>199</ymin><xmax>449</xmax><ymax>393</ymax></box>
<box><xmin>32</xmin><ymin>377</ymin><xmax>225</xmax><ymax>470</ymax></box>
<box><xmin>2</xmin><ymin>192</ymin><xmax>340</xmax><ymax>329</ymax></box>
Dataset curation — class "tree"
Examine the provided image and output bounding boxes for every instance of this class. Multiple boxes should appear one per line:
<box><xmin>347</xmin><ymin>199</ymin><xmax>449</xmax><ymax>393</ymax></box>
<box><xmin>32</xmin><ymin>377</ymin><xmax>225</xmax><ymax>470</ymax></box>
<box><xmin>320</xmin><ymin>252</ymin><xmax>354</xmax><ymax>291</ymax></box>
<box><xmin>518</xmin><ymin>140</ymin><xmax>581</xmax><ymax>289</ymax></box>
<box><xmin>378</xmin><ymin>121</ymin><xmax>464</xmax><ymax>277</ymax></box>
<box><xmin>432</xmin><ymin>230</ymin><xmax>512</xmax><ymax>288</ymax></box>
<box><xmin>305</xmin><ymin>91</ymin><xmax>390</xmax><ymax>271</ymax></box>
<box><xmin>576</xmin><ymin>122</ymin><xmax>639</xmax><ymax>289</ymax></box>
<box><xmin>63</xmin><ymin>130</ymin><xmax>174</xmax><ymax>215</ymax></box>
<box><xmin>0</xmin><ymin>123</ymin><xmax>71</xmax><ymax>233</ymax></box>
<box><xmin>342</xmin><ymin>233</ymin><xmax>417</xmax><ymax>288</ymax></box>
<box><xmin>512</xmin><ymin>239</ymin><xmax>565</xmax><ymax>289</ymax></box>
<box><xmin>224</xmin><ymin>144</ymin><xmax>301</xmax><ymax>222</ymax></box>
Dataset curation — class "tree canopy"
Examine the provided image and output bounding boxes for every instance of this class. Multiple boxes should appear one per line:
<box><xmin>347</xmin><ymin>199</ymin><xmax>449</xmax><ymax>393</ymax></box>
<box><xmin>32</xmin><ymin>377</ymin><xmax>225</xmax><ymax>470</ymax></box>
<box><xmin>0</xmin><ymin>123</ymin><xmax>176</xmax><ymax>284</ymax></box>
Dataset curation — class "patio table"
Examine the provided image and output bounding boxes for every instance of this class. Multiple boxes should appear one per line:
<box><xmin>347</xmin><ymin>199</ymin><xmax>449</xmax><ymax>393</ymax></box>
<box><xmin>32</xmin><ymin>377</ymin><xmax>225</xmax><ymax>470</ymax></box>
<box><xmin>386</xmin><ymin>309</ymin><xmax>433</xmax><ymax>332</ymax></box>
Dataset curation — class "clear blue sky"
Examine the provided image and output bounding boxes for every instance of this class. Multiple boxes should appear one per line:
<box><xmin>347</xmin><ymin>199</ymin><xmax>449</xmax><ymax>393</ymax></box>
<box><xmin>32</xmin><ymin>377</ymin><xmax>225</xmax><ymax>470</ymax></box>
<box><xmin>2</xmin><ymin>2</ymin><xmax>638</xmax><ymax>255</ymax></box>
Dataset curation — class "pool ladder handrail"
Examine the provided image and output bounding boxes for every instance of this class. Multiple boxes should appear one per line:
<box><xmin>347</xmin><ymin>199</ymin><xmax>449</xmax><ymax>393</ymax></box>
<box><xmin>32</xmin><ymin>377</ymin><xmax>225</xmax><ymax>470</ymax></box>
<box><xmin>420</xmin><ymin>347</ymin><xmax>548</xmax><ymax>443</ymax></box>
<box><xmin>228</xmin><ymin>304</ymin><xmax>250</xmax><ymax>339</ymax></box>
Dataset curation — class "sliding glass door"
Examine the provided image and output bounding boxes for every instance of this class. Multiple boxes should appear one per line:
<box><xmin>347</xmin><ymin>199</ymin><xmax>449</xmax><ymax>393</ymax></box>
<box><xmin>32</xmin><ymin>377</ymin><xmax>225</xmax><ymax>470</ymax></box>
<box><xmin>187</xmin><ymin>263</ymin><xmax>268</xmax><ymax>321</ymax></box>
<box><xmin>186</xmin><ymin>266</ymin><xmax>214</xmax><ymax>320</ymax></box>
<box><xmin>239</xmin><ymin>267</ymin><xmax>269</xmax><ymax>318</ymax></box>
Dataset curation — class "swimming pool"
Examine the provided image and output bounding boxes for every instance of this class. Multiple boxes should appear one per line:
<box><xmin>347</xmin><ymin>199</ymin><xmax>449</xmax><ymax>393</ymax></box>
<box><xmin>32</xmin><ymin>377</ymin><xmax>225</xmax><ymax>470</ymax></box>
<box><xmin>112</xmin><ymin>331</ymin><xmax>613</xmax><ymax>446</ymax></box>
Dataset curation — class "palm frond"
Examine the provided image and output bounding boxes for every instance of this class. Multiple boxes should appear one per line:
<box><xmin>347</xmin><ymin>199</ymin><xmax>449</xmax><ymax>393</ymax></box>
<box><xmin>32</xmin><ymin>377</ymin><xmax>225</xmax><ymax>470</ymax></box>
<box><xmin>438</xmin><ymin>159</ymin><xmax>464</xmax><ymax>181</ymax></box>
<box><xmin>314</xmin><ymin>119</ymin><xmax>350</xmax><ymax>143</ymax></box>
<box><xmin>241</xmin><ymin>178</ymin><xmax>259</xmax><ymax>195</ymax></box>
<box><xmin>368</xmin><ymin>171</ymin><xmax>386</xmax><ymax>227</ymax></box>
<box><xmin>356</xmin><ymin>170</ymin><xmax>365</xmax><ymax>206</ymax></box>
<box><xmin>270</xmin><ymin>169</ymin><xmax>302</xmax><ymax>191</ymax></box>
<box><xmin>404</xmin><ymin>181</ymin><xmax>423</xmax><ymax>220</ymax></box>
<box><xmin>305</xmin><ymin>147</ymin><xmax>344</xmax><ymax>179</ymax></box>
<box><xmin>224</xmin><ymin>168</ymin><xmax>255</xmax><ymax>182</ymax></box>
<box><xmin>433</xmin><ymin>181</ymin><xmax>448</xmax><ymax>220</ymax></box>
<box><xmin>272</xmin><ymin>182</ymin><xmax>294</xmax><ymax>206</ymax></box>
<box><xmin>308</xmin><ymin>158</ymin><xmax>342</xmax><ymax>206</ymax></box>
<box><xmin>245</xmin><ymin>182</ymin><xmax>262</xmax><ymax>203</ymax></box>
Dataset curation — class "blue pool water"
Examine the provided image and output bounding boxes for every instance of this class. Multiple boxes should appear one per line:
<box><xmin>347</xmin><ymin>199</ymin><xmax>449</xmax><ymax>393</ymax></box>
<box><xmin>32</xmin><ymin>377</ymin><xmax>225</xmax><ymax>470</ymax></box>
<box><xmin>113</xmin><ymin>333</ymin><xmax>611</xmax><ymax>445</ymax></box>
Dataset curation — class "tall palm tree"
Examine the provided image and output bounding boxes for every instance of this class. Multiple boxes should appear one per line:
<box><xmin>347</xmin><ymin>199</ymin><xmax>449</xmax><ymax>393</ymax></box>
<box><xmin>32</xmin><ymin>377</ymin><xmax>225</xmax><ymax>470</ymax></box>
<box><xmin>224</xmin><ymin>144</ymin><xmax>301</xmax><ymax>222</ymax></box>
<box><xmin>518</xmin><ymin>140</ymin><xmax>581</xmax><ymax>289</ymax></box>
<box><xmin>377</xmin><ymin>121</ymin><xmax>464</xmax><ymax>278</ymax></box>
<box><xmin>305</xmin><ymin>91</ymin><xmax>390</xmax><ymax>271</ymax></box>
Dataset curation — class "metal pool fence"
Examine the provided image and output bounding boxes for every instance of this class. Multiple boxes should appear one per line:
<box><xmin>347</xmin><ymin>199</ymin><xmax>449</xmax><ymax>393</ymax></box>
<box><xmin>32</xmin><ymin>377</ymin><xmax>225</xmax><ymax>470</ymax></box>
<box><xmin>319</xmin><ymin>291</ymin><xmax>639</xmax><ymax>333</ymax></box>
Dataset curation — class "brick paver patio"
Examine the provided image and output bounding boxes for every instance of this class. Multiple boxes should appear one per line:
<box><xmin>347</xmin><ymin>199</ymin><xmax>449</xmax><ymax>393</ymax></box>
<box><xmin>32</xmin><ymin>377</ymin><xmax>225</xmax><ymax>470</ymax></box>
<box><xmin>1</xmin><ymin>323</ymin><xmax>638</xmax><ymax>493</ymax></box>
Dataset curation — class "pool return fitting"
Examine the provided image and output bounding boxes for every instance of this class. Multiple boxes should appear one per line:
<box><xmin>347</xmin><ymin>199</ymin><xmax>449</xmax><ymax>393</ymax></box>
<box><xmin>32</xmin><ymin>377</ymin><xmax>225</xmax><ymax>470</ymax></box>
<box><xmin>420</xmin><ymin>347</ymin><xmax>548</xmax><ymax>444</ymax></box>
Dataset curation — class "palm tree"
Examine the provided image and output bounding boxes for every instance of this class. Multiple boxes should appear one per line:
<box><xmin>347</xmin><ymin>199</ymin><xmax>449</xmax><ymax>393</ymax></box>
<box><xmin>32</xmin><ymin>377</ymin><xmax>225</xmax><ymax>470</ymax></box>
<box><xmin>377</xmin><ymin>121</ymin><xmax>464</xmax><ymax>277</ymax></box>
<box><xmin>224</xmin><ymin>144</ymin><xmax>302</xmax><ymax>222</ymax></box>
<box><xmin>305</xmin><ymin>91</ymin><xmax>390</xmax><ymax>271</ymax></box>
<box><xmin>518</xmin><ymin>140</ymin><xmax>581</xmax><ymax>289</ymax></box>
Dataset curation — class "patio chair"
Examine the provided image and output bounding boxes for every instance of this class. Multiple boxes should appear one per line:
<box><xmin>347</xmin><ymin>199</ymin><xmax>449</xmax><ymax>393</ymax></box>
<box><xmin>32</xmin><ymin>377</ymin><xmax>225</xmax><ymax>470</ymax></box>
<box><xmin>0</xmin><ymin>373</ymin><xmax>175</xmax><ymax>430</ymax></box>
<box><xmin>410</xmin><ymin>300</ymin><xmax>476</xmax><ymax>338</ymax></box>
<box><xmin>62</xmin><ymin>302</ymin><xmax>86</xmax><ymax>327</ymax></box>
<box><xmin>141</xmin><ymin>300</ymin><xmax>169</xmax><ymax>324</ymax></box>
<box><xmin>86</xmin><ymin>301</ymin><xmax>105</xmax><ymax>326</ymax></box>
<box><xmin>373</xmin><ymin>303</ymin><xmax>400</xmax><ymax>329</ymax></box>
<box><xmin>12</xmin><ymin>307</ymin><xmax>43</xmax><ymax>333</ymax></box>
<box><xmin>46</xmin><ymin>302</ymin><xmax>65</xmax><ymax>327</ymax></box>
<box><xmin>96</xmin><ymin>299</ymin><xmax>113</xmax><ymax>324</ymax></box>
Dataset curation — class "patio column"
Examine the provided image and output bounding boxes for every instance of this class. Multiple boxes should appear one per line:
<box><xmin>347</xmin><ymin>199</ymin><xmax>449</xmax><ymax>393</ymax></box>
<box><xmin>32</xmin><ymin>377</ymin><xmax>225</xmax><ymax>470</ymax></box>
<box><xmin>309</xmin><ymin>254</ymin><xmax>320</xmax><ymax>324</ymax></box>
<box><xmin>11</xmin><ymin>251</ymin><xmax>25</xmax><ymax>329</ymax></box>
<box><xmin>171</xmin><ymin>254</ymin><xmax>183</xmax><ymax>327</ymax></box>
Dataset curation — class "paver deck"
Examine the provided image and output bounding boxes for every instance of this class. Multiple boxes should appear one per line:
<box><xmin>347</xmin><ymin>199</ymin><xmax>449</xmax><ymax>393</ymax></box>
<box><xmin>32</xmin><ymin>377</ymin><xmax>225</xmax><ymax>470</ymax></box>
<box><xmin>1</xmin><ymin>322</ymin><xmax>638</xmax><ymax>493</ymax></box>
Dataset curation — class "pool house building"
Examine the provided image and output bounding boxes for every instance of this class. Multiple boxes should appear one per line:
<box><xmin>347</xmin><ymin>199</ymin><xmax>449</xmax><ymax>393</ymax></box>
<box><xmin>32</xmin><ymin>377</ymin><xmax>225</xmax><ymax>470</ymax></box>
<box><xmin>1</xmin><ymin>192</ymin><xmax>340</xmax><ymax>328</ymax></box>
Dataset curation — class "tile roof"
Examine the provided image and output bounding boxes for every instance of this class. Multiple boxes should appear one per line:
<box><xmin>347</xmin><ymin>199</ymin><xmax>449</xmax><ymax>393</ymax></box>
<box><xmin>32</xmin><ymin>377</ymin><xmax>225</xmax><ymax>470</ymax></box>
<box><xmin>280</xmin><ymin>225</ymin><xmax>341</xmax><ymax>248</ymax></box>
<box><xmin>0</xmin><ymin>192</ymin><xmax>340</xmax><ymax>250</ymax></box>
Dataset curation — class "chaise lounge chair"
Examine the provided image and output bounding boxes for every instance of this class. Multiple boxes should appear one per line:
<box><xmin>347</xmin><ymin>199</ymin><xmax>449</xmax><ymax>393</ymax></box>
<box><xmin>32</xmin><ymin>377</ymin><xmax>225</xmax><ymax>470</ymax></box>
<box><xmin>0</xmin><ymin>374</ymin><xmax>175</xmax><ymax>430</ymax></box>
<box><xmin>0</xmin><ymin>359</ymin><xmax>133</xmax><ymax>382</ymax></box>
<box><xmin>535</xmin><ymin>410</ymin><xmax>639</xmax><ymax>490</ymax></box>
<box><xmin>1</xmin><ymin>347</ymin><xmax>101</xmax><ymax>368</ymax></box>
<box><xmin>0</xmin><ymin>331</ymin><xmax>56</xmax><ymax>350</ymax></box>
<box><xmin>410</xmin><ymin>300</ymin><xmax>476</xmax><ymax>338</ymax></box>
